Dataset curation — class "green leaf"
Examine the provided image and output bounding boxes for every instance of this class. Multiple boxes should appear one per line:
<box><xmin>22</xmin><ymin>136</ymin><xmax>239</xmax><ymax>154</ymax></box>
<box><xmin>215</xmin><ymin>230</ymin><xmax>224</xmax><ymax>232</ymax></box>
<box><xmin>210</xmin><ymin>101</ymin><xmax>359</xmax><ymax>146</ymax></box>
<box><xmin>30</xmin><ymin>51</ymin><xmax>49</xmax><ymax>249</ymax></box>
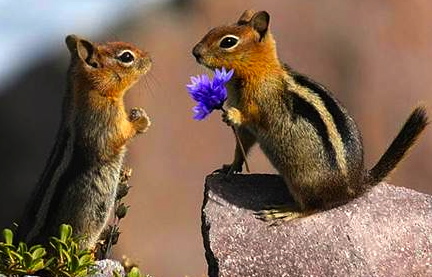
<box><xmin>127</xmin><ymin>267</ymin><xmax>143</xmax><ymax>277</ymax></box>
<box><xmin>78</xmin><ymin>254</ymin><xmax>93</xmax><ymax>265</ymax></box>
<box><xmin>29</xmin><ymin>244</ymin><xmax>44</xmax><ymax>252</ymax></box>
<box><xmin>61</xmin><ymin>248</ymin><xmax>72</xmax><ymax>263</ymax></box>
<box><xmin>44</xmin><ymin>257</ymin><xmax>56</xmax><ymax>267</ymax></box>
<box><xmin>49</xmin><ymin>237</ymin><xmax>61</xmax><ymax>248</ymax></box>
<box><xmin>78</xmin><ymin>249</ymin><xmax>92</xmax><ymax>258</ymax></box>
<box><xmin>50</xmin><ymin>237</ymin><xmax>69</xmax><ymax>252</ymax></box>
<box><xmin>30</xmin><ymin>259</ymin><xmax>45</xmax><ymax>271</ymax></box>
<box><xmin>10</xmin><ymin>250</ymin><xmax>23</xmax><ymax>261</ymax></box>
<box><xmin>2</xmin><ymin>247</ymin><xmax>15</xmax><ymax>264</ymax></box>
<box><xmin>70</xmin><ymin>254</ymin><xmax>80</xmax><ymax>272</ymax></box>
<box><xmin>23</xmin><ymin>252</ymin><xmax>34</xmax><ymax>268</ymax></box>
<box><xmin>11</xmin><ymin>268</ymin><xmax>28</xmax><ymax>274</ymax></box>
<box><xmin>59</xmin><ymin>224</ymin><xmax>73</xmax><ymax>242</ymax></box>
<box><xmin>31</xmin><ymin>247</ymin><xmax>46</xmax><ymax>260</ymax></box>
<box><xmin>69</xmin><ymin>240</ymin><xmax>78</xmax><ymax>253</ymax></box>
<box><xmin>17</xmin><ymin>241</ymin><xmax>28</xmax><ymax>253</ymax></box>
<box><xmin>2</xmin><ymin>229</ymin><xmax>13</xmax><ymax>245</ymax></box>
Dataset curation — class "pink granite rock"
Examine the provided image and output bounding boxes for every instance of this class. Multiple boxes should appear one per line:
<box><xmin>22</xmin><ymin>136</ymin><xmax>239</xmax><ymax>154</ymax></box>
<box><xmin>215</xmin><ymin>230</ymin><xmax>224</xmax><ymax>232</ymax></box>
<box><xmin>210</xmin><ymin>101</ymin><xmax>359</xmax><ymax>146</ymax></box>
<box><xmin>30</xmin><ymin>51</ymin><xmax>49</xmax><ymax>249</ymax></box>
<box><xmin>201</xmin><ymin>173</ymin><xmax>432</xmax><ymax>277</ymax></box>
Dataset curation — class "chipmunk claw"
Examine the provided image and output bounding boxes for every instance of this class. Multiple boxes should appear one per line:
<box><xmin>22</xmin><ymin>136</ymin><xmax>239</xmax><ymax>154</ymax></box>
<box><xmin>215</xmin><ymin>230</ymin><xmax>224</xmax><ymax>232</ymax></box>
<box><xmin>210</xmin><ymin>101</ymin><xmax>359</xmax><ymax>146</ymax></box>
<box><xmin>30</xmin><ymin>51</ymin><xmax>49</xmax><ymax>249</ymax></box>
<box><xmin>254</xmin><ymin>205</ymin><xmax>315</xmax><ymax>225</ymax></box>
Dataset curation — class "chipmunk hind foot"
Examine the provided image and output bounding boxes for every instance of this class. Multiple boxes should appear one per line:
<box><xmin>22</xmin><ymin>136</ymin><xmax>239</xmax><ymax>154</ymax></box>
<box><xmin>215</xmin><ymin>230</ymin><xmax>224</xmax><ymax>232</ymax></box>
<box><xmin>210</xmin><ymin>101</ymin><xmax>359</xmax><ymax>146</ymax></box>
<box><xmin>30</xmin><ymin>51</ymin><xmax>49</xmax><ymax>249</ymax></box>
<box><xmin>254</xmin><ymin>204</ymin><xmax>318</xmax><ymax>225</ymax></box>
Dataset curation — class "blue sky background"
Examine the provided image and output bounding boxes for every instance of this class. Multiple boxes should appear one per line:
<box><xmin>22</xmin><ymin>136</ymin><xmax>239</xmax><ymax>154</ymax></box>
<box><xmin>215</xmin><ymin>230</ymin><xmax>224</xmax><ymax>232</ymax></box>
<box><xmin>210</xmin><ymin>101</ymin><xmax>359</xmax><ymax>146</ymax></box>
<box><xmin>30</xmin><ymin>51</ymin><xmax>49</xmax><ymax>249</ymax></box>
<box><xmin>0</xmin><ymin>0</ymin><xmax>168</xmax><ymax>91</ymax></box>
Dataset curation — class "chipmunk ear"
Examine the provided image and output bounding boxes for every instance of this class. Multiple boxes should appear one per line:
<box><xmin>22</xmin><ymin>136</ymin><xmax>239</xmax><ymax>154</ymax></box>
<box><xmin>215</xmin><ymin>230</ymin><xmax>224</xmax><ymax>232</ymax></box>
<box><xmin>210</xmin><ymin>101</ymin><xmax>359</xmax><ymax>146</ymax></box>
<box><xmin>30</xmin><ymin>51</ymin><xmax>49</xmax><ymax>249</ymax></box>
<box><xmin>65</xmin><ymin>35</ymin><xmax>99</xmax><ymax>68</ymax></box>
<box><xmin>250</xmin><ymin>11</ymin><xmax>270</xmax><ymax>41</ymax></box>
<box><xmin>237</xmin><ymin>9</ymin><xmax>256</xmax><ymax>25</ymax></box>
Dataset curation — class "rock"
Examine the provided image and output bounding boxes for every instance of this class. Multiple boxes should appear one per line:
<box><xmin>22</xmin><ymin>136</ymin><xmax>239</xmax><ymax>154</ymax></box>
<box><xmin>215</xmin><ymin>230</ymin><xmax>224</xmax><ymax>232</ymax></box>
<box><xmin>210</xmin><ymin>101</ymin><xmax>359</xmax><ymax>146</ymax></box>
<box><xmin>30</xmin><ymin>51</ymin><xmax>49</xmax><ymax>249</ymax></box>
<box><xmin>201</xmin><ymin>173</ymin><xmax>432</xmax><ymax>277</ymax></box>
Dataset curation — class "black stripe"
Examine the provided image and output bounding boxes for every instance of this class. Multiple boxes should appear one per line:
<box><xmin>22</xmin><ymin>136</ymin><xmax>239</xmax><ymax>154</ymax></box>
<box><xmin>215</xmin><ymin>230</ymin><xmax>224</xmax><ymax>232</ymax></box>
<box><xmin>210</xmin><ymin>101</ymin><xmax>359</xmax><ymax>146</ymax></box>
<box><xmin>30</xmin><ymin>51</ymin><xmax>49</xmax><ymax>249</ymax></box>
<box><xmin>35</xmin><ymin>139</ymin><xmax>92</xmax><ymax>242</ymax></box>
<box><xmin>291</xmin><ymin>72</ymin><xmax>351</xmax><ymax>148</ymax></box>
<box><xmin>287</xmin><ymin>92</ymin><xmax>338</xmax><ymax>169</ymax></box>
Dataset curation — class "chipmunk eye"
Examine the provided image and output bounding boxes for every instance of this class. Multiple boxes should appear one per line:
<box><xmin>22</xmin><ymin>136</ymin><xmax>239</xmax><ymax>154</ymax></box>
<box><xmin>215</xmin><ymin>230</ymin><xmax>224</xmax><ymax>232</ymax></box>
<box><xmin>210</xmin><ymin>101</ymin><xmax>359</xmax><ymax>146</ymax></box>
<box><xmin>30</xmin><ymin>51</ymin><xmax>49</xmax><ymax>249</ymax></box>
<box><xmin>117</xmin><ymin>50</ymin><xmax>135</xmax><ymax>64</ymax></box>
<box><xmin>219</xmin><ymin>35</ymin><xmax>239</xmax><ymax>49</ymax></box>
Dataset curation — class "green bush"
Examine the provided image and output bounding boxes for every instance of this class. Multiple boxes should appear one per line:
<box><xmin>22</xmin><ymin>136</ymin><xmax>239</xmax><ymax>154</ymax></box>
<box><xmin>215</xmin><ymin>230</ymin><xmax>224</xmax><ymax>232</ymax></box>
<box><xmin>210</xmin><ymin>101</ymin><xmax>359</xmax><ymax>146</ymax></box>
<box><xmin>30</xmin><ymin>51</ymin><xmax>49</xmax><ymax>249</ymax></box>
<box><xmin>0</xmin><ymin>225</ymin><xmax>149</xmax><ymax>277</ymax></box>
<box><xmin>0</xmin><ymin>228</ymin><xmax>46</xmax><ymax>275</ymax></box>
<box><xmin>46</xmin><ymin>224</ymin><xmax>95</xmax><ymax>277</ymax></box>
<box><xmin>1</xmin><ymin>170</ymin><xmax>149</xmax><ymax>277</ymax></box>
<box><xmin>0</xmin><ymin>224</ymin><xmax>94</xmax><ymax>277</ymax></box>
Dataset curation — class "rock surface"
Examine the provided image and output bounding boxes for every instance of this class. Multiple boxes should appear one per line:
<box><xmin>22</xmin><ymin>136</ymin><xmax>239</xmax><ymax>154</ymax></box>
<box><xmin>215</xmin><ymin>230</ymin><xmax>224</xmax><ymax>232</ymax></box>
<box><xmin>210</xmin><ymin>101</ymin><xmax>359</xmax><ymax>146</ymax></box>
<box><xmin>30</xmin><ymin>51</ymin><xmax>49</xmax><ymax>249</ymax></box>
<box><xmin>201</xmin><ymin>173</ymin><xmax>432</xmax><ymax>277</ymax></box>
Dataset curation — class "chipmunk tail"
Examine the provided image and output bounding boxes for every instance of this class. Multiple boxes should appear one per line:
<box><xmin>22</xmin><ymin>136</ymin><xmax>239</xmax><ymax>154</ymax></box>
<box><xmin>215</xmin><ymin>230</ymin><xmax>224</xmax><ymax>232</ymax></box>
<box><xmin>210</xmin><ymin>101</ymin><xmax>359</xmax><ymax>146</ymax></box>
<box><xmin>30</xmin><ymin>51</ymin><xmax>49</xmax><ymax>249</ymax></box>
<box><xmin>367</xmin><ymin>106</ymin><xmax>428</xmax><ymax>184</ymax></box>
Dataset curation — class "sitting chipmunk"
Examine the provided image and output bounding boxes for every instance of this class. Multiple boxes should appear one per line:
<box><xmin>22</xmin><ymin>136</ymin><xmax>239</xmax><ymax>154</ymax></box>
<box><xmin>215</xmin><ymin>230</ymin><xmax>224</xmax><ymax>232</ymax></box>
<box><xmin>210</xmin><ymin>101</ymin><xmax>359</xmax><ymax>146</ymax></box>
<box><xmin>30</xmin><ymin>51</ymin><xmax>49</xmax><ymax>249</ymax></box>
<box><xmin>192</xmin><ymin>10</ymin><xmax>428</xmax><ymax>221</ymax></box>
<box><xmin>17</xmin><ymin>35</ymin><xmax>151</xmax><ymax>248</ymax></box>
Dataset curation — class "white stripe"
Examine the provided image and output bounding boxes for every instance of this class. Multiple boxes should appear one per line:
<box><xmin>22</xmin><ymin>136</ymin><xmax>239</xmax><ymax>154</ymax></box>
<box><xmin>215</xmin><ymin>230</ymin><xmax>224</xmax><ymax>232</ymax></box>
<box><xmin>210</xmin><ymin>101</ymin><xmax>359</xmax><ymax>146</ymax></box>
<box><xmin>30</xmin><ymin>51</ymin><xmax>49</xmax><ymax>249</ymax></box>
<box><xmin>287</xmin><ymin>76</ymin><xmax>348</xmax><ymax>176</ymax></box>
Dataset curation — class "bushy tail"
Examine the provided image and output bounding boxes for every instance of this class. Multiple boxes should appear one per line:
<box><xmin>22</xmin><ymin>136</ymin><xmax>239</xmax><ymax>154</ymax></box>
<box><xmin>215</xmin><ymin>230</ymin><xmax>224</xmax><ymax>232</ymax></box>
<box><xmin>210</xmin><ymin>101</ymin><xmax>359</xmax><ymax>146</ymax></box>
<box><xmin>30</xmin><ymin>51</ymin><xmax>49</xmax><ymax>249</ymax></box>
<box><xmin>368</xmin><ymin>106</ymin><xmax>428</xmax><ymax>184</ymax></box>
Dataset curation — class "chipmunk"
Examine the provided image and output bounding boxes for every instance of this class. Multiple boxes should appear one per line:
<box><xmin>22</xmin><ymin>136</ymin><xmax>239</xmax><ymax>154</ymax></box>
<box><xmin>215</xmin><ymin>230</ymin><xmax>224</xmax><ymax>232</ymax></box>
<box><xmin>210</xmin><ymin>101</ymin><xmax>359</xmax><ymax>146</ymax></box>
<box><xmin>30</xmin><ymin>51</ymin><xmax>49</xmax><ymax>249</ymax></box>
<box><xmin>192</xmin><ymin>10</ymin><xmax>428</xmax><ymax>221</ymax></box>
<box><xmin>17</xmin><ymin>35</ymin><xmax>151</xmax><ymax>248</ymax></box>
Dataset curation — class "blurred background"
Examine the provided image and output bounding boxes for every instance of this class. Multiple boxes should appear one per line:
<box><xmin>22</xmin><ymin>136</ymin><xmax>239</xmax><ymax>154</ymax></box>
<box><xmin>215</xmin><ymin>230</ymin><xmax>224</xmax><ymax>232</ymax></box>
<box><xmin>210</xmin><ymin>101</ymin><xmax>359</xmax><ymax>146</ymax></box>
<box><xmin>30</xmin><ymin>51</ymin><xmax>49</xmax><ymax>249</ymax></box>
<box><xmin>0</xmin><ymin>0</ymin><xmax>431</xmax><ymax>276</ymax></box>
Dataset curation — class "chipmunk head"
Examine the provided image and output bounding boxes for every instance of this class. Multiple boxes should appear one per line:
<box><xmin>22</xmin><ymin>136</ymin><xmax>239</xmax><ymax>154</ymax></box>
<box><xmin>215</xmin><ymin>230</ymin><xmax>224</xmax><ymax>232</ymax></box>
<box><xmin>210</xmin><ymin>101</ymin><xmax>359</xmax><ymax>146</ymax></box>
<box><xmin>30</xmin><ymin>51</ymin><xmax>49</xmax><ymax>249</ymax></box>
<box><xmin>192</xmin><ymin>10</ymin><xmax>280</xmax><ymax>79</ymax></box>
<box><xmin>65</xmin><ymin>35</ymin><xmax>151</xmax><ymax>98</ymax></box>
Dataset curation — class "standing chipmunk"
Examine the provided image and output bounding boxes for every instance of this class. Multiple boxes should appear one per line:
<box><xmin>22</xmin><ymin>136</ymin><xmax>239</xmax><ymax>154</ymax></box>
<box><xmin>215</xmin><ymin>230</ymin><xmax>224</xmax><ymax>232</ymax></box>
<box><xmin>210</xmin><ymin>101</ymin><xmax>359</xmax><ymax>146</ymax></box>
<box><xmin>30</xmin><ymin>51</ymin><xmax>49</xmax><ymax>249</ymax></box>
<box><xmin>17</xmin><ymin>35</ymin><xmax>151</xmax><ymax>248</ymax></box>
<box><xmin>192</xmin><ymin>10</ymin><xmax>428</xmax><ymax>220</ymax></box>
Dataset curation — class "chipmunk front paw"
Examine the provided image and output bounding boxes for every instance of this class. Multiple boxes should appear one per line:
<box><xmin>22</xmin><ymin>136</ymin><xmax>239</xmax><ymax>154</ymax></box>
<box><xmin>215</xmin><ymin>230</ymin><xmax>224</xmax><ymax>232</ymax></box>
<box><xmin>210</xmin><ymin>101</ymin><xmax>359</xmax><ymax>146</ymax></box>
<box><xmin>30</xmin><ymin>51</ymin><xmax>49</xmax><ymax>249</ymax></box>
<box><xmin>222</xmin><ymin>107</ymin><xmax>242</xmax><ymax>127</ymax></box>
<box><xmin>129</xmin><ymin>107</ymin><xmax>151</xmax><ymax>133</ymax></box>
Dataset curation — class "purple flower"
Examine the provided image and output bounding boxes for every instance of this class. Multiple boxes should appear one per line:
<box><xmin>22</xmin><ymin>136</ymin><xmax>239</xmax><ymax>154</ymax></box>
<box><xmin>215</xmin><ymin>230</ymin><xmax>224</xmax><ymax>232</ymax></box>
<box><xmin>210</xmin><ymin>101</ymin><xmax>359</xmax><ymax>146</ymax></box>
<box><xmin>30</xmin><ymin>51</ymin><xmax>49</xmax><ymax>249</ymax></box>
<box><xmin>187</xmin><ymin>67</ymin><xmax>234</xmax><ymax>120</ymax></box>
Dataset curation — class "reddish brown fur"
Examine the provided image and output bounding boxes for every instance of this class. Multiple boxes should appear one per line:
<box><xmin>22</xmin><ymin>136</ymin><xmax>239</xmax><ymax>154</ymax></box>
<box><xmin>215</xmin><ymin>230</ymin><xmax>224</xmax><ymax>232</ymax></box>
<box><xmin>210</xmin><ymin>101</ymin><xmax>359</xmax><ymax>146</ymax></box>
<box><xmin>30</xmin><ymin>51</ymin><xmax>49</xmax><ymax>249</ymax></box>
<box><xmin>17</xmin><ymin>35</ymin><xmax>152</xmax><ymax>249</ymax></box>
<box><xmin>195</xmin><ymin>20</ymin><xmax>284</xmax><ymax>127</ymax></box>
<box><xmin>68</xmin><ymin>37</ymin><xmax>151</xmax><ymax>160</ymax></box>
<box><xmin>192</xmin><ymin>10</ymin><xmax>428</xmax><ymax>221</ymax></box>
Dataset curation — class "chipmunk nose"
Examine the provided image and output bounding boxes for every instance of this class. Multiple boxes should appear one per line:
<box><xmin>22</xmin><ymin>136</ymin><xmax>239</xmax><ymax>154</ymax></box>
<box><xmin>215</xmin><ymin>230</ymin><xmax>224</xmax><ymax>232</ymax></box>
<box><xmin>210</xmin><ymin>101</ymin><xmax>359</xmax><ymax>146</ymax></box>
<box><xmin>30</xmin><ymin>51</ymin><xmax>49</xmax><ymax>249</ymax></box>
<box><xmin>192</xmin><ymin>43</ymin><xmax>204</xmax><ymax>62</ymax></box>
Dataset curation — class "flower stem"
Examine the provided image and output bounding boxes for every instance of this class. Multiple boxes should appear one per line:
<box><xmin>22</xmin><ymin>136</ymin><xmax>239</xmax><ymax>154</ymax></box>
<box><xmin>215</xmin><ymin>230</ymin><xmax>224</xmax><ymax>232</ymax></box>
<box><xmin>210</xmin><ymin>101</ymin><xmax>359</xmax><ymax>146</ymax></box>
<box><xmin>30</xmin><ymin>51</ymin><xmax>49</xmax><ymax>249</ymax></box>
<box><xmin>221</xmin><ymin>107</ymin><xmax>250</xmax><ymax>173</ymax></box>
<box><xmin>232</xmin><ymin>126</ymin><xmax>251</xmax><ymax>173</ymax></box>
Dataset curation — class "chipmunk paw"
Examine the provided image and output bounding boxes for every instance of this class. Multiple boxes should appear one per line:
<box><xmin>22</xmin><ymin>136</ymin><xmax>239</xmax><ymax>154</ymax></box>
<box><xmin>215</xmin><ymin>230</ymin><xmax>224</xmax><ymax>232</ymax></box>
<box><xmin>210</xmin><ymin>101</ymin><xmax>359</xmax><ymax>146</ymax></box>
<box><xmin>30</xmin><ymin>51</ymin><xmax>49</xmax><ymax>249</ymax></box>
<box><xmin>129</xmin><ymin>107</ymin><xmax>151</xmax><ymax>133</ymax></box>
<box><xmin>254</xmin><ymin>205</ymin><xmax>313</xmax><ymax>225</ymax></box>
<box><xmin>222</xmin><ymin>107</ymin><xmax>242</xmax><ymax>126</ymax></box>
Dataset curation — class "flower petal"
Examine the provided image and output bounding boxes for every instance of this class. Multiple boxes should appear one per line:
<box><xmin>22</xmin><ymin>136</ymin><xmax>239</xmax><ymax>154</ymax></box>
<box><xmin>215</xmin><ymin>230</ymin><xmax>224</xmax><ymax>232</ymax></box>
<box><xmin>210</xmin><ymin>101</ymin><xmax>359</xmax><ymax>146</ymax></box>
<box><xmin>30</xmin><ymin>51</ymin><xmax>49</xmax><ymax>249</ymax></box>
<box><xmin>187</xmin><ymin>68</ymin><xmax>234</xmax><ymax>120</ymax></box>
<box><xmin>193</xmin><ymin>103</ymin><xmax>211</xmax><ymax>120</ymax></box>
